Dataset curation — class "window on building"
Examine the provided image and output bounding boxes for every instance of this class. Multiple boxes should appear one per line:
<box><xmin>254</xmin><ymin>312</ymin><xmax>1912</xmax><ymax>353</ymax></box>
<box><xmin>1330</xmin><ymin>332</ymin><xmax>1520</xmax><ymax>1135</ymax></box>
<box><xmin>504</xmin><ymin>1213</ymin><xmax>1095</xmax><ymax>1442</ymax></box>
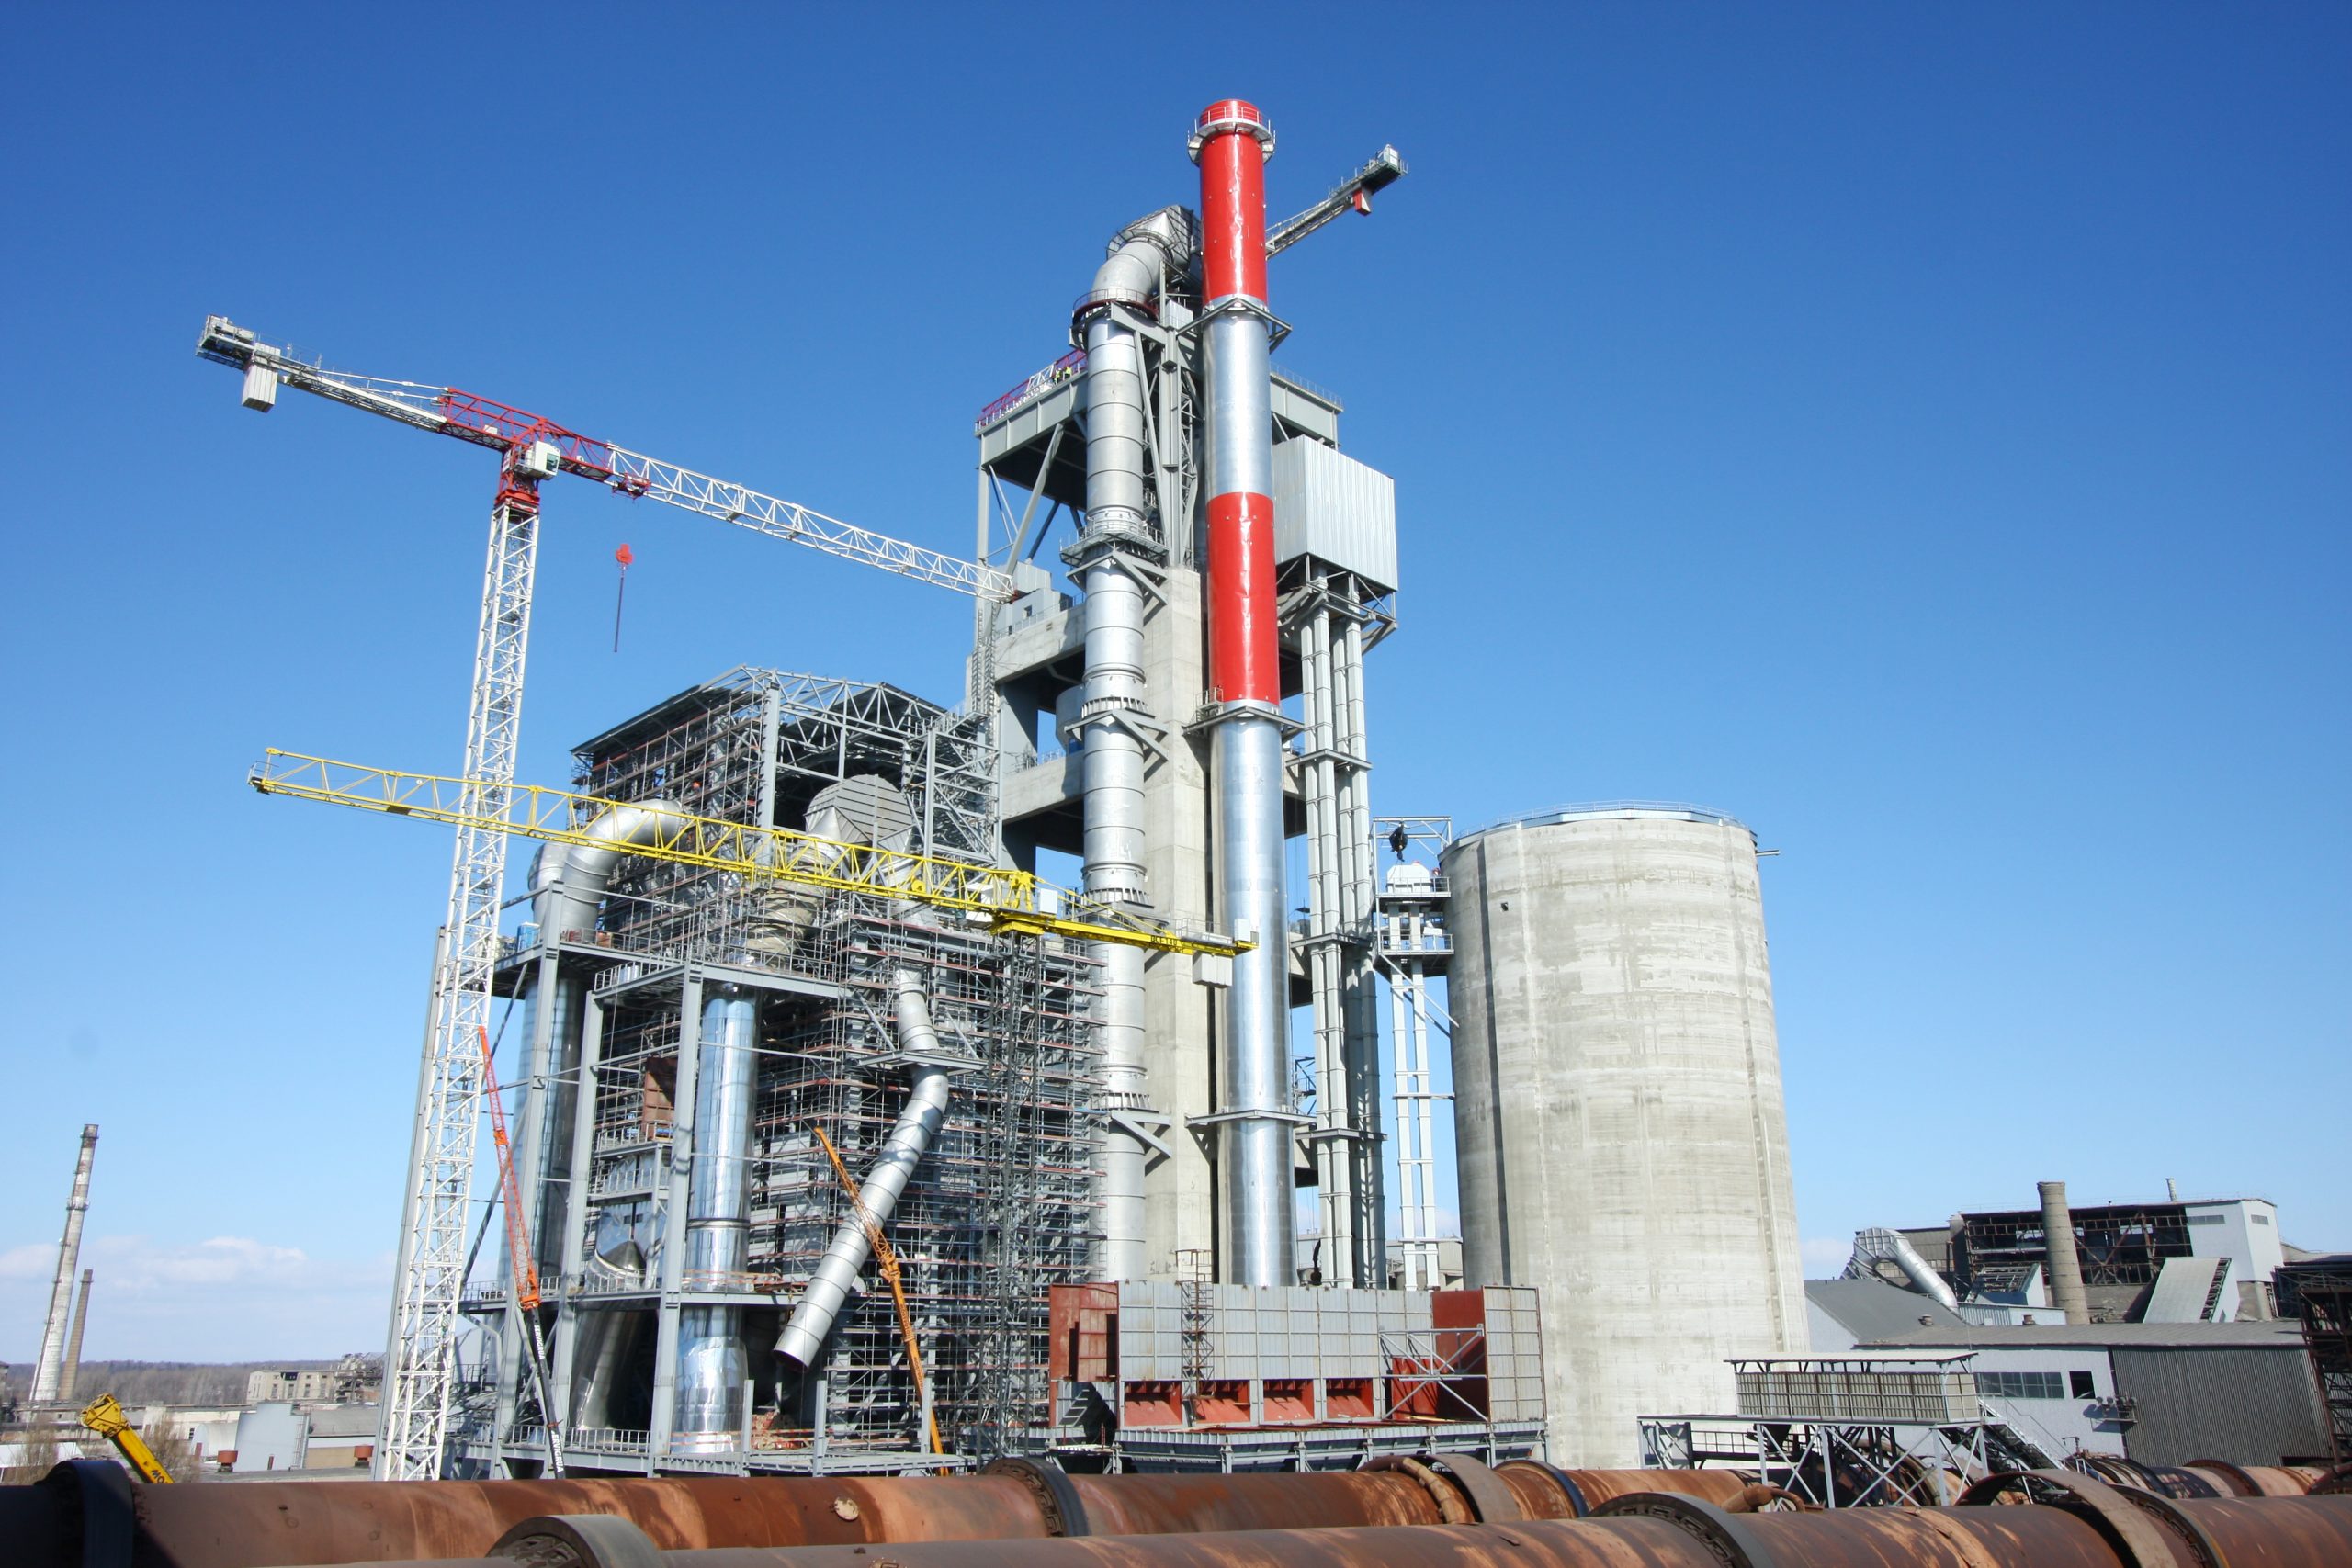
<box><xmin>1978</xmin><ymin>1371</ymin><xmax>2066</xmax><ymax>1400</ymax></box>
<box><xmin>2251</xmin><ymin>1213</ymin><xmax>2271</xmax><ymax>1225</ymax></box>
<box><xmin>2069</xmin><ymin>1371</ymin><xmax>2096</xmax><ymax>1399</ymax></box>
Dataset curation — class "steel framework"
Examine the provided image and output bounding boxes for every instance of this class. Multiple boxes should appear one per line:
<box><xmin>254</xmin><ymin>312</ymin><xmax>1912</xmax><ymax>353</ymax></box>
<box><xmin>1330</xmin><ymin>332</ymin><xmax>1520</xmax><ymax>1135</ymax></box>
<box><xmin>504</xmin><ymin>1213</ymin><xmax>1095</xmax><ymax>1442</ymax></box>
<box><xmin>427</xmin><ymin>672</ymin><xmax>1098</xmax><ymax>1473</ymax></box>
<box><xmin>200</xmin><ymin>317</ymin><xmax>1019</xmax><ymax>1481</ymax></box>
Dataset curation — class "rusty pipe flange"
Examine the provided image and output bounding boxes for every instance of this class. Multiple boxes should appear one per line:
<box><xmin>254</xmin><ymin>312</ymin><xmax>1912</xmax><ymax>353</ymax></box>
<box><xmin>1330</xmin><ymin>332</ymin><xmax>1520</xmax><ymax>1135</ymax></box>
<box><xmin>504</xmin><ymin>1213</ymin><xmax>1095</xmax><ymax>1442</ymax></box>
<box><xmin>1495</xmin><ymin>1459</ymin><xmax>1590</xmax><ymax>1517</ymax></box>
<box><xmin>1422</xmin><ymin>1452</ymin><xmax>1524</xmax><ymax>1524</ymax></box>
<box><xmin>40</xmin><ymin>1459</ymin><xmax>135</xmax><ymax>1568</ymax></box>
<box><xmin>491</xmin><ymin>1515</ymin><xmax>666</xmax><ymax>1568</ymax></box>
<box><xmin>2315</xmin><ymin>1463</ymin><xmax>2352</xmax><ymax>1496</ymax></box>
<box><xmin>2181</xmin><ymin>1459</ymin><xmax>2261</xmax><ymax>1497</ymax></box>
<box><xmin>2100</xmin><ymin>1489</ymin><xmax>2229</xmax><ymax>1568</ymax></box>
<box><xmin>1957</xmin><ymin>1469</ymin><xmax>2185</xmax><ymax>1568</ymax></box>
<box><xmin>1589</xmin><ymin>1492</ymin><xmax>1774</xmax><ymax>1568</ymax></box>
<box><xmin>1361</xmin><ymin>1456</ymin><xmax>1475</xmax><ymax>1525</ymax></box>
<box><xmin>981</xmin><ymin>1456</ymin><xmax>1092</xmax><ymax>1538</ymax></box>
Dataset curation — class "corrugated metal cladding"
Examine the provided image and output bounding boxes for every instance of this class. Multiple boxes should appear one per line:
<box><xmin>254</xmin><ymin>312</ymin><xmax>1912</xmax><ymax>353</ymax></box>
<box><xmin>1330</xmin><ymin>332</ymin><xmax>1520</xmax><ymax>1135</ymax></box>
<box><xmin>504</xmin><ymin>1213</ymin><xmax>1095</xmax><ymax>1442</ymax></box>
<box><xmin>2115</xmin><ymin>1347</ymin><xmax>2332</xmax><ymax>1466</ymax></box>
<box><xmin>1271</xmin><ymin>438</ymin><xmax>1396</xmax><ymax>594</ymax></box>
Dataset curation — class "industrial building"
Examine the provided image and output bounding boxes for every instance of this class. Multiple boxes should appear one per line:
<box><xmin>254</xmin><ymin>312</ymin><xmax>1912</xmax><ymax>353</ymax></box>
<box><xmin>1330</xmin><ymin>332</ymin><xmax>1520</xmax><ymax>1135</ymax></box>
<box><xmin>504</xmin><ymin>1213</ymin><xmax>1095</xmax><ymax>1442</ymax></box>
<box><xmin>189</xmin><ymin>100</ymin><xmax>1811</xmax><ymax>1483</ymax></box>
<box><xmin>1857</xmin><ymin>1188</ymin><xmax>2296</xmax><ymax>1325</ymax></box>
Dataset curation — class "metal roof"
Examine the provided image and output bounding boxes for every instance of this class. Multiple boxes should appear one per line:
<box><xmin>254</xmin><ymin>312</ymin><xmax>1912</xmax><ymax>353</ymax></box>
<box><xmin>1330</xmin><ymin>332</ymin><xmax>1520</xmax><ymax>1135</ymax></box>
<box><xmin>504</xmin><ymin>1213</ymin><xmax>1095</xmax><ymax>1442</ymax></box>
<box><xmin>1807</xmin><ymin>1278</ymin><xmax>1969</xmax><ymax>1343</ymax></box>
<box><xmin>1861</xmin><ymin>1320</ymin><xmax>2309</xmax><ymax>1351</ymax></box>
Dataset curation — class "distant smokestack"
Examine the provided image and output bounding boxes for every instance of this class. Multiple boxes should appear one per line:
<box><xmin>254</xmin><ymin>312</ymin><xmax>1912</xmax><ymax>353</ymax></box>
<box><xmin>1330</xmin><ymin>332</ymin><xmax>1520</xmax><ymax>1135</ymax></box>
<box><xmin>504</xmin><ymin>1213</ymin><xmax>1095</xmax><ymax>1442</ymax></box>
<box><xmin>2039</xmin><ymin>1179</ymin><xmax>2091</xmax><ymax>1324</ymax></box>
<box><xmin>29</xmin><ymin>1124</ymin><xmax>98</xmax><ymax>1405</ymax></box>
<box><xmin>58</xmin><ymin>1269</ymin><xmax>93</xmax><ymax>1404</ymax></box>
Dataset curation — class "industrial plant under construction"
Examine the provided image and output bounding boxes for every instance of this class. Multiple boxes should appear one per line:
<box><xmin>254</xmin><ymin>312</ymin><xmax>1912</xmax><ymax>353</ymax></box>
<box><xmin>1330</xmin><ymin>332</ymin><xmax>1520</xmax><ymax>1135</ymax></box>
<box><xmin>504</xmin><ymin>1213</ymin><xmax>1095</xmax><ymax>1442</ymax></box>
<box><xmin>7</xmin><ymin>97</ymin><xmax>2347</xmax><ymax>1568</ymax></box>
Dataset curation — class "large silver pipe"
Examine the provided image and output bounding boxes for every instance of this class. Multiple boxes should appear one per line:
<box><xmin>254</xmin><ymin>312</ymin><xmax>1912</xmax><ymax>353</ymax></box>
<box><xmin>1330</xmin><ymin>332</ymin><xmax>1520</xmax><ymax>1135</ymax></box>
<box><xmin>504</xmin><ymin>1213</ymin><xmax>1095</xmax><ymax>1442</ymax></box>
<box><xmin>672</xmin><ymin>987</ymin><xmax>759</xmax><ymax>1450</ymax></box>
<box><xmin>515</xmin><ymin>804</ymin><xmax>685</xmax><ymax>1276</ymax></box>
<box><xmin>2039</xmin><ymin>1179</ymin><xmax>2092</xmax><ymax>1324</ymax></box>
<box><xmin>29</xmin><ymin>1124</ymin><xmax>97</xmax><ymax>1405</ymax></box>
<box><xmin>1215</xmin><ymin>712</ymin><xmax>1294</xmax><ymax>1287</ymax></box>
<box><xmin>775</xmin><ymin>971</ymin><xmax>952</xmax><ymax>1368</ymax></box>
<box><xmin>1078</xmin><ymin>213</ymin><xmax>1185</xmax><ymax>1281</ymax></box>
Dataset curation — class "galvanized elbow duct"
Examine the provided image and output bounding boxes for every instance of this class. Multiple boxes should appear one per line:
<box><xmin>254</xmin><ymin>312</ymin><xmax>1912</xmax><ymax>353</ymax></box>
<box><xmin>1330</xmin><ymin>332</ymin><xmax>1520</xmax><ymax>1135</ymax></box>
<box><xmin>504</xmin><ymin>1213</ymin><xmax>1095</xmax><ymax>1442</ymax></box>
<box><xmin>775</xmin><ymin>971</ymin><xmax>952</xmax><ymax>1368</ymax></box>
<box><xmin>1849</xmin><ymin>1226</ymin><xmax>1961</xmax><ymax>1313</ymax></box>
<box><xmin>516</xmin><ymin>802</ymin><xmax>687</xmax><ymax>1274</ymax></box>
<box><xmin>1076</xmin><ymin>206</ymin><xmax>1188</xmax><ymax>1281</ymax></box>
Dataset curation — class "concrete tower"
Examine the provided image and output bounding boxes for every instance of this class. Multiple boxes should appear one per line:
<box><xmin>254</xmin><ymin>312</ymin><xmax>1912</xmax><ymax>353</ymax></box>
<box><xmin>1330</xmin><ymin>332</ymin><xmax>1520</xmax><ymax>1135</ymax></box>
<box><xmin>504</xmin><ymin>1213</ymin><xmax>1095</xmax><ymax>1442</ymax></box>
<box><xmin>1443</xmin><ymin>808</ymin><xmax>1804</xmax><ymax>1465</ymax></box>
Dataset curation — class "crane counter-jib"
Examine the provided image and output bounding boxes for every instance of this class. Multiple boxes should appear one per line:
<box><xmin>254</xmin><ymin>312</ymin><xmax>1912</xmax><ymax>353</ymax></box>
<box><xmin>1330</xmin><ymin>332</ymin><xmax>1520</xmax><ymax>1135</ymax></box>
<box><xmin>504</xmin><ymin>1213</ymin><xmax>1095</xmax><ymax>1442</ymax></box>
<box><xmin>246</xmin><ymin>749</ymin><xmax>1249</xmax><ymax>960</ymax></box>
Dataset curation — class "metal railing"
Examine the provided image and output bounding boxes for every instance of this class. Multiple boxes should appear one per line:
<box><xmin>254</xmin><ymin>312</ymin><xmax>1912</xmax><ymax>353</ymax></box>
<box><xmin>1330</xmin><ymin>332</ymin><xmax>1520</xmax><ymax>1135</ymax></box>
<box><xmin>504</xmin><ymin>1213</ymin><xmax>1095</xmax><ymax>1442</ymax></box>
<box><xmin>975</xmin><ymin>348</ymin><xmax>1086</xmax><ymax>430</ymax></box>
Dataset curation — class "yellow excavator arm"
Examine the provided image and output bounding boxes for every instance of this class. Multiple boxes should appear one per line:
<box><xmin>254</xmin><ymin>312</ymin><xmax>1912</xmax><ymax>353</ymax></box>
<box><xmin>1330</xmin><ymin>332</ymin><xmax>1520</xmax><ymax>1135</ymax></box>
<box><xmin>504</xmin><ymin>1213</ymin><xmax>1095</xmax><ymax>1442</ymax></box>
<box><xmin>79</xmin><ymin>1393</ymin><xmax>175</xmax><ymax>1483</ymax></box>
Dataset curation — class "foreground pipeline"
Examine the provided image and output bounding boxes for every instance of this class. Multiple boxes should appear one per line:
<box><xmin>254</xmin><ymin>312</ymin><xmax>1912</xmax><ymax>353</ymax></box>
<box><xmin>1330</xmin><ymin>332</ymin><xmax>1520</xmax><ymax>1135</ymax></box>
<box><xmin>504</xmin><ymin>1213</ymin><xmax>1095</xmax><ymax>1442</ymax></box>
<box><xmin>10</xmin><ymin>1456</ymin><xmax>2350</xmax><ymax>1568</ymax></box>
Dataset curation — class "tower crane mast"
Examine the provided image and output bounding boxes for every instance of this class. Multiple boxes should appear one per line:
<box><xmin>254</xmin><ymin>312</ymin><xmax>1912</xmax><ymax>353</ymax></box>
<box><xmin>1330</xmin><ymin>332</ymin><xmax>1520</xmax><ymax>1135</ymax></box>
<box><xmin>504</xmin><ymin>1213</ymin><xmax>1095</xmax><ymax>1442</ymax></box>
<box><xmin>197</xmin><ymin>315</ymin><xmax>1012</xmax><ymax>1482</ymax></box>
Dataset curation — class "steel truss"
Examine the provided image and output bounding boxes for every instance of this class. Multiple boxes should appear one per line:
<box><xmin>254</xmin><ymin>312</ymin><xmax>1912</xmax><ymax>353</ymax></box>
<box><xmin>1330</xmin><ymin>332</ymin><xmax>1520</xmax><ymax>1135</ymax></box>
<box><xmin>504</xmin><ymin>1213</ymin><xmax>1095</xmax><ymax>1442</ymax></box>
<box><xmin>458</xmin><ymin>672</ymin><xmax>1098</xmax><ymax>1474</ymax></box>
<box><xmin>380</xmin><ymin>481</ymin><xmax>539</xmax><ymax>1480</ymax></box>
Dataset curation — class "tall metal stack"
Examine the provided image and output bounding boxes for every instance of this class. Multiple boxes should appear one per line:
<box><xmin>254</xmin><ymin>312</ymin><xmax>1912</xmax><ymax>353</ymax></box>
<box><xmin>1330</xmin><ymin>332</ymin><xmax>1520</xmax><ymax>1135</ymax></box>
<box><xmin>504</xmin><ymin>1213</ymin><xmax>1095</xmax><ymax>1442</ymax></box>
<box><xmin>1443</xmin><ymin>807</ymin><xmax>1806</xmax><ymax>1466</ymax></box>
<box><xmin>28</xmin><ymin>1123</ymin><xmax>98</xmax><ymax>1409</ymax></box>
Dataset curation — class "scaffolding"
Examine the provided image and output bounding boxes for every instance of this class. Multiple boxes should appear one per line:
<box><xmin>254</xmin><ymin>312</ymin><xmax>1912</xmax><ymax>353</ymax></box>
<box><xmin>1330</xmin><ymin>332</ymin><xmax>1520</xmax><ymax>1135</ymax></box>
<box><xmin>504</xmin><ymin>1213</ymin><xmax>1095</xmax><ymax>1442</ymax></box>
<box><xmin>463</xmin><ymin>668</ymin><xmax>1098</xmax><ymax>1474</ymax></box>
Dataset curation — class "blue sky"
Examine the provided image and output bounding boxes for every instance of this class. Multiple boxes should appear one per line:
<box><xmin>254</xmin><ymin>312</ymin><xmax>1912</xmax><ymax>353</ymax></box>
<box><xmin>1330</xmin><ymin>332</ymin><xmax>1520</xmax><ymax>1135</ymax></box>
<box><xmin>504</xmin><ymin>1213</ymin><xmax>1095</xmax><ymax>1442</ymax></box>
<box><xmin>3</xmin><ymin>6</ymin><xmax>2344</xmax><ymax>1361</ymax></box>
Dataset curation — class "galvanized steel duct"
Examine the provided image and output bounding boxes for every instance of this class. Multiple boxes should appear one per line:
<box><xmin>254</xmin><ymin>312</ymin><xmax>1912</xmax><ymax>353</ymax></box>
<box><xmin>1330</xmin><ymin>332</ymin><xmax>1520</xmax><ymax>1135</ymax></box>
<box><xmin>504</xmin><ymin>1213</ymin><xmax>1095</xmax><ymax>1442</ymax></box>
<box><xmin>1851</xmin><ymin>1226</ymin><xmax>1962</xmax><ymax>1312</ymax></box>
<box><xmin>672</xmin><ymin>987</ymin><xmax>759</xmax><ymax>1450</ymax></box>
<box><xmin>1076</xmin><ymin>207</ymin><xmax>1187</xmax><ymax>1282</ymax></box>
<box><xmin>1192</xmin><ymin>97</ymin><xmax>1294</xmax><ymax>1288</ymax></box>
<box><xmin>775</xmin><ymin>970</ymin><xmax>952</xmax><ymax>1368</ymax></box>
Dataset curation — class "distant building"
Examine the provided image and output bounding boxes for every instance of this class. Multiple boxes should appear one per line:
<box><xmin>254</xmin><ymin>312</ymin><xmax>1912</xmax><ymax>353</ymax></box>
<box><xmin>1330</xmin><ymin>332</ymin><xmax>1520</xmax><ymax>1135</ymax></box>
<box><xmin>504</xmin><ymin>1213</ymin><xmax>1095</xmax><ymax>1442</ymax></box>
<box><xmin>1849</xmin><ymin>1196</ymin><xmax>2294</xmax><ymax>1325</ymax></box>
<box><xmin>243</xmin><ymin>1362</ymin><xmax>380</xmax><ymax>1405</ymax></box>
<box><xmin>1857</xmin><ymin>1318</ymin><xmax>2330</xmax><ymax>1468</ymax></box>
<box><xmin>1948</xmin><ymin>1196</ymin><xmax>2286</xmax><ymax>1322</ymax></box>
<box><xmin>226</xmin><ymin>1401</ymin><xmax>378</xmax><ymax>1472</ymax></box>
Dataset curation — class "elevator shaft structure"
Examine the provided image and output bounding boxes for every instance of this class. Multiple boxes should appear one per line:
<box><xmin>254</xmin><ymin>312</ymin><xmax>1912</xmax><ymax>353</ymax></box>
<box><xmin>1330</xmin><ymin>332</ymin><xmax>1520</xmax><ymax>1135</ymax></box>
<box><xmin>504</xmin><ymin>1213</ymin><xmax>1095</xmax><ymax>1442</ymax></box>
<box><xmin>1193</xmin><ymin>99</ymin><xmax>1295</xmax><ymax>1290</ymax></box>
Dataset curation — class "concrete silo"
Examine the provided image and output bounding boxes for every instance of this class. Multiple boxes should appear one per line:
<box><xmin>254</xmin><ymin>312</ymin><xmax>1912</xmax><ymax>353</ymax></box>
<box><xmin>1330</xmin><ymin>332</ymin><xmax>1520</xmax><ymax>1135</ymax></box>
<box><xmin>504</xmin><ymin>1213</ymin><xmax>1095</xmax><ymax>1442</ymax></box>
<box><xmin>1442</xmin><ymin>807</ymin><xmax>1804</xmax><ymax>1466</ymax></box>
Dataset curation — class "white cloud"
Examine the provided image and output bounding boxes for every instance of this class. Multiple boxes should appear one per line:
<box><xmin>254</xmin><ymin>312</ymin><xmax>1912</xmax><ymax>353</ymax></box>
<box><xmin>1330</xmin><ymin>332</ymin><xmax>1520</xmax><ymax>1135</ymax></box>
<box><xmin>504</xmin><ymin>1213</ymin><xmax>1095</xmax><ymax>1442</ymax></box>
<box><xmin>1802</xmin><ymin>1235</ymin><xmax>1855</xmax><ymax>1275</ymax></box>
<box><xmin>0</xmin><ymin>1243</ymin><xmax>58</xmax><ymax>1281</ymax></box>
<box><xmin>0</xmin><ymin>1233</ymin><xmax>392</xmax><ymax>1363</ymax></box>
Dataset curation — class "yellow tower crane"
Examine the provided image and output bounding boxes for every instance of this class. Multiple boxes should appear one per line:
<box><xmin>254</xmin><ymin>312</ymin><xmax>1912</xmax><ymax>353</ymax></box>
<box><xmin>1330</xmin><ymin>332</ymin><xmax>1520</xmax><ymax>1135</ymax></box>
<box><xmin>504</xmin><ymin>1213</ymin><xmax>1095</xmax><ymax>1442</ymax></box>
<box><xmin>247</xmin><ymin>750</ymin><xmax>1250</xmax><ymax>960</ymax></box>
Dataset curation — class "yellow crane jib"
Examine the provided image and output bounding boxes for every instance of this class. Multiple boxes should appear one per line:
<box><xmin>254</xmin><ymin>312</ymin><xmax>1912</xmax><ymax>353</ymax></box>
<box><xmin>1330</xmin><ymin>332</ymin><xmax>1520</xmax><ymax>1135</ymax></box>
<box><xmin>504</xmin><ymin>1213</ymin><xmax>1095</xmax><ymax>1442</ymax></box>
<box><xmin>246</xmin><ymin>750</ymin><xmax>1250</xmax><ymax>961</ymax></box>
<box><xmin>79</xmin><ymin>1393</ymin><xmax>175</xmax><ymax>1483</ymax></box>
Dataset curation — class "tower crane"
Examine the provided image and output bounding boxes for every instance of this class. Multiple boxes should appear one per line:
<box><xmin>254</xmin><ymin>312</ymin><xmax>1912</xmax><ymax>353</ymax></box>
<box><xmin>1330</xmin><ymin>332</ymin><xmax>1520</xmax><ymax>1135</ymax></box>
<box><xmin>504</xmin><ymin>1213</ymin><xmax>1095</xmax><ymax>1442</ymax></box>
<box><xmin>247</xmin><ymin>750</ymin><xmax>1248</xmax><ymax>959</ymax></box>
<box><xmin>197</xmin><ymin>317</ymin><xmax>1016</xmax><ymax>1482</ymax></box>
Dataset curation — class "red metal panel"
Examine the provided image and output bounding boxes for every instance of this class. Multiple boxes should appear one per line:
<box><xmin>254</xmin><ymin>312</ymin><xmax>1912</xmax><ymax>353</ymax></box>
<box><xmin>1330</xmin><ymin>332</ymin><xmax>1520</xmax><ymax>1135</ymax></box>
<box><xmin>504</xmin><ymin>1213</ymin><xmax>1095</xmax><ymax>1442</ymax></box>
<box><xmin>1207</xmin><ymin>491</ymin><xmax>1279</xmax><ymax>703</ymax></box>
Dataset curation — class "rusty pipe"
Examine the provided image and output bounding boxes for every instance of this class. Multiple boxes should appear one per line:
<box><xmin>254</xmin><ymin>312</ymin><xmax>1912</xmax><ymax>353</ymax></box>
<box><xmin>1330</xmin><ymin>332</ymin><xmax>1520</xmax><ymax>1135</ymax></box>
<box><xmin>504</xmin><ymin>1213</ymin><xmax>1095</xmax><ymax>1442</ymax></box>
<box><xmin>310</xmin><ymin>1503</ymin><xmax>2150</xmax><ymax>1568</ymax></box>
<box><xmin>1496</xmin><ymin>1461</ymin><xmax>1764</xmax><ymax>1517</ymax></box>
<box><xmin>16</xmin><ymin>1460</ymin><xmax>1529</xmax><ymax>1568</ymax></box>
<box><xmin>2179</xmin><ymin>1458</ymin><xmax>2320</xmax><ymax>1495</ymax></box>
